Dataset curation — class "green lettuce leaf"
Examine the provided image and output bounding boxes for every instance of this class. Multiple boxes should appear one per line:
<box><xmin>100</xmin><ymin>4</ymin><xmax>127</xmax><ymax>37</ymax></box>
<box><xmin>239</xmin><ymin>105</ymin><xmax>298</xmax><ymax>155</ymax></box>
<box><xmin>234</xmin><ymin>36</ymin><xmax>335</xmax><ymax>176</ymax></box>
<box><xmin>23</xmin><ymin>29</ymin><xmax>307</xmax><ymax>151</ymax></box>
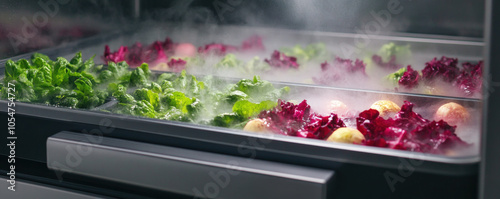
<box><xmin>232</xmin><ymin>100</ymin><xmax>276</xmax><ymax>118</ymax></box>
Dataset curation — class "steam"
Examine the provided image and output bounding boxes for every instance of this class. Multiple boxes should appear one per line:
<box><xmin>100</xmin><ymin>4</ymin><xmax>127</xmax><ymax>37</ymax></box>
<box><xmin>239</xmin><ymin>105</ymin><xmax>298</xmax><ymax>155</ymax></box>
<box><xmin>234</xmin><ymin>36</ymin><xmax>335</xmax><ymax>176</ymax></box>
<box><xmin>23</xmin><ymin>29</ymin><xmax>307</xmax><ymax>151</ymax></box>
<box><xmin>47</xmin><ymin>1</ymin><xmax>484</xmax><ymax>157</ymax></box>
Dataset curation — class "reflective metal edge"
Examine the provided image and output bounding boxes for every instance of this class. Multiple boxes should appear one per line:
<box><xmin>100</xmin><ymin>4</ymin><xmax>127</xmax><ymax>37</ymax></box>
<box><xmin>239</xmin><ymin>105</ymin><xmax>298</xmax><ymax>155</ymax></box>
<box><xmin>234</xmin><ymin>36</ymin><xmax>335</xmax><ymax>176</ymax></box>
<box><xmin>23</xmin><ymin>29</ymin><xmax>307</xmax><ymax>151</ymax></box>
<box><xmin>479</xmin><ymin>0</ymin><xmax>500</xmax><ymax>199</ymax></box>
<box><xmin>47</xmin><ymin>131</ymin><xmax>335</xmax><ymax>199</ymax></box>
<box><xmin>1</xmin><ymin>100</ymin><xmax>479</xmax><ymax>176</ymax></box>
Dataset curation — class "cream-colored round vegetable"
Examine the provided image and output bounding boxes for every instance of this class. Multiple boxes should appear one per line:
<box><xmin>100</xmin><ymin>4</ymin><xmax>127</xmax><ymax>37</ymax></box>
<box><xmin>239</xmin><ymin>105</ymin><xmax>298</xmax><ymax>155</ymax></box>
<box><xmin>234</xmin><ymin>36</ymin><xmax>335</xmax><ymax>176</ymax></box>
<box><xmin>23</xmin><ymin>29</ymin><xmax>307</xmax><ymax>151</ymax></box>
<box><xmin>435</xmin><ymin>102</ymin><xmax>470</xmax><ymax>126</ymax></box>
<box><xmin>174</xmin><ymin>43</ymin><xmax>197</xmax><ymax>57</ymax></box>
<box><xmin>329</xmin><ymin>100</ymin><xmax>348</xmax><ymax>116</ymax></box>
<box><xmin>152</xmin><ymin>62</ymin><xmax>169</xmax><ymax>71</ymax></box>
<box><xmin>327</xmin><ymin>127</ymin><xmax>365</xmax><ymax>144</ymax></box>
<box><xmin>370</xmin><ymin>100</ymin><xmax>400</xmax><ymax>117</ymax></box>
<box><xmin>243</xmin><ymin>119</ymin><xmax>272</xmax><ymax>133</ymax></box>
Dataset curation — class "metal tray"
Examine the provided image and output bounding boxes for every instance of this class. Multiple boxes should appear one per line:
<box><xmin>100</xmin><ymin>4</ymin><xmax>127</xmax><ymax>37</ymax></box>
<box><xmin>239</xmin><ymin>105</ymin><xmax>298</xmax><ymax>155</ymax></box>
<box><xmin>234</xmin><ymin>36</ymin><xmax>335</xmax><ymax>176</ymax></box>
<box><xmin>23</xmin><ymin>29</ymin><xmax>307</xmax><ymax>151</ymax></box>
<box><xmin>0</xmin><ymin>82</ymin><xmax>480</xmax><ymax>198</ymax></box>
<box><xmin>52</xmin><ymin>23</ymin><xmax>484</xmax><ymax>99</ymax></box>
<box><xmin>0</xmin><ymin>26</ymin><xmax>482</xmax><ymax>198</ymax></box>
<box><xmin>0</xmin><ymin>79</ymin><xmax>481</xmax><ymax>174</ymax></box>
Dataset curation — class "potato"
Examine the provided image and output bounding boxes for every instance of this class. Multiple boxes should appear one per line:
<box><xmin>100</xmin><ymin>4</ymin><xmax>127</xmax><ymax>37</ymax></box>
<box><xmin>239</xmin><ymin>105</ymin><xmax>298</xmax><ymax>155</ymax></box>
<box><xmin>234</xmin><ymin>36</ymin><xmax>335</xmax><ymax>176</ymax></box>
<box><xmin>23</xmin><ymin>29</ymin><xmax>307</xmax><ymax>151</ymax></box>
<box><xmin>174</xmin><ymin>43</ymin><xmax>197</xmax><ymax>57</ymax></box>
<box><xmin>435</xmin><ymin>102</ymin><xmax>470</xmax><ymax>126</ymax></box>
<box><xmin>327</xmin><ymin>127</ymin><xmax>365</xmax><ymax>144</ymax></box>
<box><xmin>243</xmin><ymin>119</ymin><xmax>272</xmax><ymax>133</ymax></box>
<box><xmin>329</xmin><ymin>100</ymin><xmax>349</xmax><ymax>116</ymax></box>
<box><xmin>152</xmin><ymin>62</ymin><xmax>169</xmax><ymax>71</ymax></box>
<box><xmin>370</xmin><ymin>100</ymin><xmax>400</xmax><ymax>118</ymax></box>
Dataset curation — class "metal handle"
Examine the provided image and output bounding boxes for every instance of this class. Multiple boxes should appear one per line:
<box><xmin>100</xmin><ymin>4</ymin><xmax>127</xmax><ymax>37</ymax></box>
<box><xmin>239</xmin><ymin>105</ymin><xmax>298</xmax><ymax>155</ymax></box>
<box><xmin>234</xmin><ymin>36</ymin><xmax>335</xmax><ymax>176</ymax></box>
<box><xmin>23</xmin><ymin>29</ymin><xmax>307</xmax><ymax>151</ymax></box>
<box><xmin>47</xmin><ymin>132</ymin><xmax>334</xmax><ymax>199</ymax></box>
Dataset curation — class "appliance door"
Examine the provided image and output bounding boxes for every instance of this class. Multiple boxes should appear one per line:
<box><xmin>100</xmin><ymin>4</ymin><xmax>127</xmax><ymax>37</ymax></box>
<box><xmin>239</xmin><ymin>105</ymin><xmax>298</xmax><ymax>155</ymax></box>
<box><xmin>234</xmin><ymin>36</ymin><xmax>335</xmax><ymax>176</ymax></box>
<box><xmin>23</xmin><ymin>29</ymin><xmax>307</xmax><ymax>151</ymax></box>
<box><xmin>46</xmin><ymin>131</ymin><xmax>335</xmax><ymax>199</ymax></box>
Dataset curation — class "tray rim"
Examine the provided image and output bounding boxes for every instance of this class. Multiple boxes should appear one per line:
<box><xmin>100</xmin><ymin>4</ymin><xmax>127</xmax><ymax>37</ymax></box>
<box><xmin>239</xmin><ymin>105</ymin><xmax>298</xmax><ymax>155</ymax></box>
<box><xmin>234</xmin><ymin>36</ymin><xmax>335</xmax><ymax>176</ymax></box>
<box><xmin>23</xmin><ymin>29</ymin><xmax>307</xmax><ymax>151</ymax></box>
<box><xmin>0</xmin><ymin>99</ymin><xmax>480</xmax><ymax>176</ymax></box>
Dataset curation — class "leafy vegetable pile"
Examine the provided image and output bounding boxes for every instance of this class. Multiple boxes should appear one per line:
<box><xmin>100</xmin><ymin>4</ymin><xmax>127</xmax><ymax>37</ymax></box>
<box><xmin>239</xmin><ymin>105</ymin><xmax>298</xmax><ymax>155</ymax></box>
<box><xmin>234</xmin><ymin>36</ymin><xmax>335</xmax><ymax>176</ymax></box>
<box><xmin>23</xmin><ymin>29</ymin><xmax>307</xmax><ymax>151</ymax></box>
<box><xmin>104</xmin><ymin>36</ymin><xmax>266</xmax><ymax>72</ymax></box>
<box><xmin>422</xmin><ymin>57</ymin><xmax>483</xmax><ymax>96</ymax></box>
<box><xmin>1</xmin><ymin>53</ymin><xmax>108</xmax><ymax>109</ymax></box>
<box><xmin>0</xmin><ymin>52</ymin><xmax>472</xmax><ymax>155</ymax></box>
<box><xmin>198</xmin><ymin>43</ymin><xmax>238</xmax><ymax>56</ymax></box>
<box><xmin>313</xmin><ymin>57</ymin><xmax>367</xmax><ymax>85</ymax></box>
<box><xmin>256</xmin><ymin>100</ymin><xmax>346</xmax><ymax>140</ymax></box>
<box><xmin>198</xmin><ymin>35</ymin><xmax>264</xmax><ymax>56</ymax></box>
<box><xmin>103</xmin><ymin>38</ymin><xmax>174</xmax><ymax>67</ymax></box>
<box><xmin>356</xmin><ymin>101</ymin><xmax>468</xmax><ymax>154</ymax></box>
<box><xmin>264</xmin><ymin>50</ymin><xmax>299</xmax><ymax>69</ymax></box>
<box><xmin>103</xmin><ymin>35</ymin><xmax>482</xmax><ymax>98</ymax></box>
<box><xmin>106</xmin><ymin>68</ymin><xmax>290</xmax><ymax>128</ymax></box>
<box><xmin>387</xmin><ymin>56</ymin><xmax>483</xmax><ymax>96</ymax></box>
<box><xmin>386</xmin><ymin>65</ymin><xmax>420</xmax><ymax>89</ymax></box>
<box><xmin>422</xmin><ymin>56</ymin><xmax>460</xmax><ymax>83</ymax></box>
<box><xmin>454</xmin><ymin>61</ymin><xmax>483</xmax><ymax>96</ymax></box>
<box><xmin>1</xmin><ymin>52</ymin><xmax>290</xmax><ymax>129</ymax></box>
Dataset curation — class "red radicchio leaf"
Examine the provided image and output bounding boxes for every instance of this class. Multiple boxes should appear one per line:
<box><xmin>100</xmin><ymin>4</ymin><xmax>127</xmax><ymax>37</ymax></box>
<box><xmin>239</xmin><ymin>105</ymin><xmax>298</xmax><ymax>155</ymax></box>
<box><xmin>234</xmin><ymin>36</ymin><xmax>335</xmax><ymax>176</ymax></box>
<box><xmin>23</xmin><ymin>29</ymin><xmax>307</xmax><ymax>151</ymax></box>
<box><xmin>356</xmin><ymin>101</ymin><xmax>468</xmax><ymax>154</ymax></box>
<box><xmin>297</xmin><ymin>113</ymin><xmax>346</xmax><ymax>139</ymax></box>
<box><xmin>167</xmin><ymin>58</ymin><xmax>187</xmax><ymax>72</ymax></box>
<box><xmin>163</xmin><ymin>37</ymin><xmax>176</xmax><ymax>56</ymax></box>
<box><xmin>454</xmin><ymin>61</ymin><xmax>483</xmax><ymax>96</ymax></box>
<box><xmin>372</xmin><ymin>55</ymin><xmax>402</xmax><ymax>69</ymax></box>
<box><xmin>126</xmin><ymin>42</ymin><xmax>145</xmax><ymax>66</ymax></box>
<box><xmin>356</xmin><ymin>109</ymin><xmax>396</xmax><ymax>140</ymax></box>
<box><xmin>313</xmin><ymin>58</ymin><xmax>366</xmax><ymax>85</ymax></box>
<box><xmin>398</xmin><ymin>65</ymin><xmax>420</xmax><ymax>89</ymax></box>
<box><xmin>103</xmin><ymin>45</ymin><xmax>128</xmax><ymax>63</ymax></box>
<box><xmin>258</xmin><ymin>100</ymin><xmax>345</xmax><ymax>139</ymax></box>
<box><xmin>393</xmin><ymin>101</ymin><xmax>429</xmax><ymax>130</ymax></box>
<box><xmin>258</xmin><ymin>100</ymin><xmax>310</xmax><ymax>136</ymax></box>
<box><xmin>241</xmin><ymin>35</ymin><xmax>265</xmax><ymax>51</ymax></box>
<box><xmin>408</xmin><ymin>120</ymin><xmax>467</xmax><ymax>153</ymax></box>
<box><xmin>422</xmin><ymin>56</ymin><xmax>460</xmax><ymax>83</ymax></box>
<box><xmin>103</xmin><ymin>37</ymin><xmax>175</xmax><ymax>67</ymax></box>
<box><xmin>198</xmin><ymin>43</ymin><xmax>238</xmax><ymax>56</ymax></box>
<box><xmin>264</xmin><ymin>50</ymin><xmax>299</xmax><ymax>69</ymax></box>
<box><xmin>334</xmin><ymin>57</ymin><xmax>367</xmax><ymax>75</ymax></box>
<box><xmin>142</xmin><ymin>41</ymin><xmax>168</xmax><ymax>64</ymax></box>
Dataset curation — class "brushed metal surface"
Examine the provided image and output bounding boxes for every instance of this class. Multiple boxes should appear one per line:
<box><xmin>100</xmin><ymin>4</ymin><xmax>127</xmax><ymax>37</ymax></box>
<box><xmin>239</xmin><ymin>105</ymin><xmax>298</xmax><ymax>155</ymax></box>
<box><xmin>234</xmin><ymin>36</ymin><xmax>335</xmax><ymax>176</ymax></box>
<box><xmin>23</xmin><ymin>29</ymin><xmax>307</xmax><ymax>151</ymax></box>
<box><xmin>47</xmin><ymin>131</ymin><xmax>334</xmax><ymax>199</ymax></box>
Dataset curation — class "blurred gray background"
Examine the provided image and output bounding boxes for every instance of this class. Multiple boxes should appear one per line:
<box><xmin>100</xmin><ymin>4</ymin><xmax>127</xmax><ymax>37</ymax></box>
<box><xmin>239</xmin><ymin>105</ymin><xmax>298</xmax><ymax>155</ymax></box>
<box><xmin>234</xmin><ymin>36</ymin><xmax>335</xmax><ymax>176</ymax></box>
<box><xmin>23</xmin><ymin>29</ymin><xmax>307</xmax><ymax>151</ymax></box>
<box><xmin>0</xmin><ymin>0</ymin><xmax>485</xmax><ymax>59</ymax></box>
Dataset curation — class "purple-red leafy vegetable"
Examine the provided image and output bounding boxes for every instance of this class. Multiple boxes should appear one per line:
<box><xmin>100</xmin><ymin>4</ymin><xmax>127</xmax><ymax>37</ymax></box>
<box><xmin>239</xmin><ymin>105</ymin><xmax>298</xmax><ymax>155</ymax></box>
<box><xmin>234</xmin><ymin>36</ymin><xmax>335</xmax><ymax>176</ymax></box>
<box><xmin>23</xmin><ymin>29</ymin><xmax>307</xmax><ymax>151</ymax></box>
<box><xmin>264</xmin><ymin>50</ymin><xmax>299</xmax><ymax>69</ymax></box>
<box><xmin>103</xmin><ymin>37</ymin><xmax>175</xmax><ymax>67</ymax></box>
<box><xmin>398</xmin><ymin>65</ymin><xmax>420</xmax><ymax>89</ymax></box>
<box><xmin>167</xmin><ymin>58</ymin><xmax>187</xmax><ymax>72</ymax></box>
<box><xmin>258</xmin><ymin>100</ymin><xmax>310</xmax><ymax>136</ymax></box>
<box><xmin>163</xmin><ymin>37</ymin><xmax>176</xmax><ymax>55</ymax></box>
<box><xmin>454</xmin><ymin>61</ymin><xmax>483</xmax><ymax>96</ymax></box>
<box><xmin>356</xmin><ymin>101</ymin><xmax>467</xmax><ymax>154</ymax></box>
<box><xmin>103</xmin><ymin>45</ymin><xmax>127</xmax><ymax>63</ymax></box>
<box><xmin>126</xmin><ymin>42</ymin><xmax>145</xmax><ymax>66</ymax></box>
<box><xmin>392</xmin><ymin>101</ymin><xmax>429</xmax><ymax>130</ymax></box>
<box><xmin>241</xmin><ymin>35</ymin><xmax>265</xmax><ymax>51</ymax></box>
<box><xmin>407</xmin><ymin>120</ymin><xmax>467</xmax><ymax>153</ymax></box>
<box><xmin>332</xmin><ymin>57</ymin><xmax>367</xmax><ymax>74</ymax></box>
<box><xmin>320</xmin><ymin>61</ymin><xmax>330</xmax><ymax>71</ymax></box>
<box><xmin>422</xmin><ymin>56</ymin><xmax>460</xmax><ymax>83</ymax></box>
<box><xmin>126</xmin><ymin>41</ymin><xmax>168</xmax><ymax>67</ymax></box>
<box><xmin>257</xmin><ymin>100</ymin><xmax>345</xmax><ymax>139</ymax></box>
<box><xmin>198</xmin><ymin>43</ymin><xmax>238</xmax><ymax>56</ymax></box>
<box><xmin>356</xmin><ymin>109</ymin><xmax>396</xmax><ymax>141</ymax></box>
<box><xmin>146</xmin><ymin>41</ymin><xmax>169</xmax><ymax>63</ymax></box>
<box><xmin>297</xmin><ymin>113</ymin><xmax>345</xmax><ymax>139</ymax></box>
<box><xmin>313</xmin><ymin>57</ymin><xmax>366</xmax><ymax>84</ymax></box>
<box><xmin>372</xmin><ymin>55</ymin><xmax>401</xmax><ymax>69</ymax></box>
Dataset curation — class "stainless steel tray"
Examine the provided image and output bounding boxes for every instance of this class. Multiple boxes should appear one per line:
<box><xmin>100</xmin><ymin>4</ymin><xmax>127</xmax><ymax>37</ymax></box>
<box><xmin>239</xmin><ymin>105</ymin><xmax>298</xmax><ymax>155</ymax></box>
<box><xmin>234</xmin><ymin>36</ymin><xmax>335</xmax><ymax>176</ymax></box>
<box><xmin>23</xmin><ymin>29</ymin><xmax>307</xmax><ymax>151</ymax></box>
<box><xmin>0</xmin><ymin>78</ymin><xmax>481</xmax><ymax>175</ymax></box>
<box><xmin>53</xmin><ymin>23</ymin><xmax>484</xmax><ymax>99</ymax></box>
